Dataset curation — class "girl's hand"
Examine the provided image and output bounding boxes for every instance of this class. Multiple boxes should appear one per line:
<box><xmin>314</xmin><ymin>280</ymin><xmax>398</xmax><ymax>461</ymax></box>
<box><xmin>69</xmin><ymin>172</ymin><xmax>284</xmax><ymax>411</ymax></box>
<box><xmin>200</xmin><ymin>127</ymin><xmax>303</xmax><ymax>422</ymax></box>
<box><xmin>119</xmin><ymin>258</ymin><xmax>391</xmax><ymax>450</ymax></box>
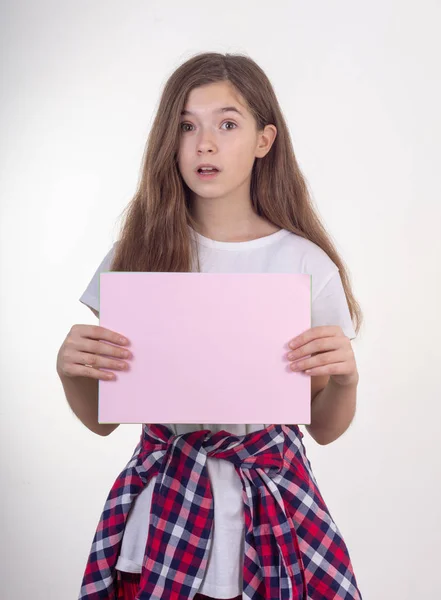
<box><xmin>287</xmin><ymin>325</ymin><xmax>358</xmax><ymax>387</ymax></box>
<box><xmin>56</xmin><ymin>324</ymin><xmax>132</xmax><ymax>381</ymax></box>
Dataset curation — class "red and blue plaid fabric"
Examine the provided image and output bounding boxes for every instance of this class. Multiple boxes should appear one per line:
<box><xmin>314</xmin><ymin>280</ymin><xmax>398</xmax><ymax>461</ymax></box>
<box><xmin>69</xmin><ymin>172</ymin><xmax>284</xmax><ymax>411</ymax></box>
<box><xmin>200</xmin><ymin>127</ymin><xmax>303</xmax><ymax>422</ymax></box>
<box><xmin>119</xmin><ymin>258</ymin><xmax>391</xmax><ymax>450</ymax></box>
<box><xmin>78</xmin><ymin>423</ymin><xmax>363</xmax><ymax>599</ymax></box>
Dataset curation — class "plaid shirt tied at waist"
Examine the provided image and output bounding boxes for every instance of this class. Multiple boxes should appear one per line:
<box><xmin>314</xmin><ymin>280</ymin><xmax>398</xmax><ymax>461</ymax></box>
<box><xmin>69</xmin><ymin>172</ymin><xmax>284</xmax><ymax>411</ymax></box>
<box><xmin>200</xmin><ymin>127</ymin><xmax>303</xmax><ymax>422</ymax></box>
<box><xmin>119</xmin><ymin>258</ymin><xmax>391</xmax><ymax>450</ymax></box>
<box><xmin>78</xmin><ymin>423</ymin><xmax>363</xmax><ymax>600</ymax></box>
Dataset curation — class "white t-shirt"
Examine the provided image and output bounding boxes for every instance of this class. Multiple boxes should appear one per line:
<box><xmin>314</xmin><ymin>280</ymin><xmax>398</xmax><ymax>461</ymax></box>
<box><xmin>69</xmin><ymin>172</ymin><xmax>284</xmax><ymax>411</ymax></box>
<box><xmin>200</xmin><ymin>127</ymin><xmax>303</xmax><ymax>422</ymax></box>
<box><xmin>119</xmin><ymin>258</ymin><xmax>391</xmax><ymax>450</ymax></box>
<box><xmin>79</xmin><ymin>226</ymin><xmax>356</xmax><ymax>599</ymax></box>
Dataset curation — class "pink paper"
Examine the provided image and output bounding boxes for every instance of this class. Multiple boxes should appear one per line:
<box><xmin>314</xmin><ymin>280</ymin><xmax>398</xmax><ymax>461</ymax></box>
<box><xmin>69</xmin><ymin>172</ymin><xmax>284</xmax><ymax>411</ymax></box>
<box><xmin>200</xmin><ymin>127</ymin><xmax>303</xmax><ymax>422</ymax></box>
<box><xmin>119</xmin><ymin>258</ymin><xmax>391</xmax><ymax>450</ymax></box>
<box><xmin>98</xmin><ymin>273</ymin><xmax>311</xmax><ymax>425</ymax></box>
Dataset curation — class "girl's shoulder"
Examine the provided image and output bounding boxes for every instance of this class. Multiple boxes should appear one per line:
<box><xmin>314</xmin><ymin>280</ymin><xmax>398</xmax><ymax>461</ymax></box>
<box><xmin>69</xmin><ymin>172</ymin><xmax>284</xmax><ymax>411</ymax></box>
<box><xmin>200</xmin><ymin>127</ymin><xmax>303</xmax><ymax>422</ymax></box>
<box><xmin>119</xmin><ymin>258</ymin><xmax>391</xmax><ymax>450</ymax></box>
<box><xmin>281</xmin><ymin>230</ymin><xmax>339</xmax><ymax>275</ymax></box>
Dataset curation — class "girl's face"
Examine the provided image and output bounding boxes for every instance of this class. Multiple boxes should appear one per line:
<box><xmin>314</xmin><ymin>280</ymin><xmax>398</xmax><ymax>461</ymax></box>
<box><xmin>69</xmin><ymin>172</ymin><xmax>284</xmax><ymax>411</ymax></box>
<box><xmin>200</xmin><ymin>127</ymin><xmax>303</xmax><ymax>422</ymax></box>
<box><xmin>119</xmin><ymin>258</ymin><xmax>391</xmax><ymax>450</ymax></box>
<box><xmin>177</xmin><ymin>81</ymin><xmax>275</xmax><ymax>206</ymax></box>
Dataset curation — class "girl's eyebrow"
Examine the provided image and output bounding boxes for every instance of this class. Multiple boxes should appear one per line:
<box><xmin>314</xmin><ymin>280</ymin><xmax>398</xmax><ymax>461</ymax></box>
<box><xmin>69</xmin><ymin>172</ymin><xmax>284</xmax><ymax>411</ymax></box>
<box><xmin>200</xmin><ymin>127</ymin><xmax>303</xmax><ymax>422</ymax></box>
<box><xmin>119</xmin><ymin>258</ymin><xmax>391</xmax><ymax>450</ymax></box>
<box><xmin>180</xmin><ymin>106</ymin><xmax>245</xmax><ymax>118</ymax></box>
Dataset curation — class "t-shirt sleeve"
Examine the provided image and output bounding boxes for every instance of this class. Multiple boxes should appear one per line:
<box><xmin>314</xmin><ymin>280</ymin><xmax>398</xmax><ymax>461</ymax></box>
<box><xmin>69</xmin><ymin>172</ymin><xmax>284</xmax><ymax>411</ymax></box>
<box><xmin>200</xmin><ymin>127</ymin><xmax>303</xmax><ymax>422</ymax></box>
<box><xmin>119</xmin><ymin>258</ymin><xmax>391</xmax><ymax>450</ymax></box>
<box><xmin>79</xmin><ymin>242</ymin><xmax>117</xmax><ymax>315</ymax></box>
<box><xmin>311</xmin><ymin>269</ymin><xmax>356</xmax><ymax>340</ymax></box>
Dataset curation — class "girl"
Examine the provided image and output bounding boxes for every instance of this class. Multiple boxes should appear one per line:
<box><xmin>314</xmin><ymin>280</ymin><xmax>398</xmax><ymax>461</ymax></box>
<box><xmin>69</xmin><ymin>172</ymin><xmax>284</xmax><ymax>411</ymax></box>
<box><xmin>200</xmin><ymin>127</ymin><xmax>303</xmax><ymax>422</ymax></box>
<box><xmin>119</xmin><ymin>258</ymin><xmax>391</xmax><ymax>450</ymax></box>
<box><xmin>57</xmin><ymin>52</ymin><xmax>363</xmax><ymax>600</ymax></box>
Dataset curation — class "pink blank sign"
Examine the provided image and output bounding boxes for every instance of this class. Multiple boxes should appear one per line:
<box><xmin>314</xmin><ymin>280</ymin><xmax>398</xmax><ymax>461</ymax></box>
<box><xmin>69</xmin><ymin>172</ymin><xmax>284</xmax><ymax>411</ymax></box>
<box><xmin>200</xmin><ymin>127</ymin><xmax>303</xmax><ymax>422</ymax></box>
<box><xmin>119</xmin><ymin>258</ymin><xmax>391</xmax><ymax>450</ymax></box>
<box><xmin>98</xmin><ymin>273</ymin><xmax>311</xmax><ymax>425</ymax></box>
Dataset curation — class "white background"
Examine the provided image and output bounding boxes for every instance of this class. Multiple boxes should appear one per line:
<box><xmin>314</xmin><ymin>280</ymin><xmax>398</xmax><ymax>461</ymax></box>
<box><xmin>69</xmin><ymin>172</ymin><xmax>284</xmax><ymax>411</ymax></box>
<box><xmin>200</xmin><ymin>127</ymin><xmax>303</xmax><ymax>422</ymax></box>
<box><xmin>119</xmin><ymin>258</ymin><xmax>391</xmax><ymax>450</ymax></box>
<box><xmin>1</xmin><ymin>1</ymin><xmax>440</xmax><ymax>598</ymax></box>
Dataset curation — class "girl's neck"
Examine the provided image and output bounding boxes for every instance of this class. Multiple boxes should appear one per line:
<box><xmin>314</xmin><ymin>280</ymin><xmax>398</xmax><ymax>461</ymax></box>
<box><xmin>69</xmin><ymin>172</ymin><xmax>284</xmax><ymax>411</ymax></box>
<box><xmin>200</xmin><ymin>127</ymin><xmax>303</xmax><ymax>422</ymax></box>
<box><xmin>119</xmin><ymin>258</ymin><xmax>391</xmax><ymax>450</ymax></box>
<box><xmin>191</xmin><ymin>217</ymin><xmax>281</xmax><ymax>243</ymax></box>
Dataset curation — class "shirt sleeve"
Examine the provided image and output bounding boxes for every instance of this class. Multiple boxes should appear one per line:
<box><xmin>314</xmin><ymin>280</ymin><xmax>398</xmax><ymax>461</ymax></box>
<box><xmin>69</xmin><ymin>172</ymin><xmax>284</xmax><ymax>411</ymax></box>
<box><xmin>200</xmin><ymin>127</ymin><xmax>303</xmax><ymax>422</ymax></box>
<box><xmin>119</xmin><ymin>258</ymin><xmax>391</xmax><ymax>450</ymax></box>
<box><xmin>79</xmin><ymin>243</ymin><xmax>117</xmax><ymax>315</ymax></box>
<box><xmin>311</xmin><ymin>269</ymin><xmax>357</xmax><ymax>340</ymax></box>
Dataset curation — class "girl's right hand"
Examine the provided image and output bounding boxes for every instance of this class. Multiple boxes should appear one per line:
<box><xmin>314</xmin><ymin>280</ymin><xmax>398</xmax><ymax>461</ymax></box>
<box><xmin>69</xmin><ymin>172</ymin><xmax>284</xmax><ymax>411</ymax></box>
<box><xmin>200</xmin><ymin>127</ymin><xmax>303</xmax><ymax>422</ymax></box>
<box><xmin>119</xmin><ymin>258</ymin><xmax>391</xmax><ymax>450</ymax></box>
<box><xmin>57</xmin><ymin>324</ymin><xmax>132</xmax><ymax>381</ymax></box>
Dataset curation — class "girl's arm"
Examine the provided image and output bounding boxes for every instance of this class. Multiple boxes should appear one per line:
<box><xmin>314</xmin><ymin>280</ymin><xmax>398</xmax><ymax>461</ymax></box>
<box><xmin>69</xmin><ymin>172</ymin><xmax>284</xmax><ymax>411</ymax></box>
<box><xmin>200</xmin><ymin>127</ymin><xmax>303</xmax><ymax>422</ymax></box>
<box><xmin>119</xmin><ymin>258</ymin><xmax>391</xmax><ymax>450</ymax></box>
<box><xmin>306</xmin><ymin>375</ymin><xmax>358</xmax><ymax>445</ymax></box>
<box><xmin>57</xmin><ymin>364</ymin><xmax>119</xmax><ymax>436</ymax></box>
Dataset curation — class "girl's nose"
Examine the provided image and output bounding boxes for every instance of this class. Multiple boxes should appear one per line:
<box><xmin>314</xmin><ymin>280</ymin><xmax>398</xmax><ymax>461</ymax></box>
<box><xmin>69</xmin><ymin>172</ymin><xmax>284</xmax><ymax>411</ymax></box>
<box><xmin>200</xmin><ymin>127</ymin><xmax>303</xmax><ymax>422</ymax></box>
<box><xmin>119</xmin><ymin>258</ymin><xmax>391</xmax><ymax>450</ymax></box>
<box><xmin>197</xmin><ymin>133</ymin><xmax>217</xmax><ymax>153</ymax></box>
<box><xmin>197</xmin><ymin>142</ymin><xmax>216</xmax><ymax>153</ymax></box>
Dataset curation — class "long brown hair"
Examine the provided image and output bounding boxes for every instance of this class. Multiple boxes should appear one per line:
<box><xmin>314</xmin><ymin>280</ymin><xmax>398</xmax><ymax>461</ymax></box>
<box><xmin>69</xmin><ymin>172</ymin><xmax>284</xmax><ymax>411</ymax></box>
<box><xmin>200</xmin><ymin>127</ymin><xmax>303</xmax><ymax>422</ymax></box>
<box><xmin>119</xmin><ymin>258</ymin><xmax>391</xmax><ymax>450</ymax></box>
<box><xmin>110</xmin><ymin>52</ymin><xmax>363</xmax><ymax>337</ymax></box>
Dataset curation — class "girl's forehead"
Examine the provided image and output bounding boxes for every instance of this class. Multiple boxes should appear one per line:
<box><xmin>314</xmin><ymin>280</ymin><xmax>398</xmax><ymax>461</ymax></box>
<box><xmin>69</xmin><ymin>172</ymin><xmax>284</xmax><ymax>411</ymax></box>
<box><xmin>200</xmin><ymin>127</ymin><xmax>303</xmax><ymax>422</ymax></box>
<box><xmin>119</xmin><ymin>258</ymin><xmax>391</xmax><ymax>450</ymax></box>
<box><xmin>183</xmin><ymin>83</ymin><xmax>248</xmax><ymax>116</ymax></box>
<box><xmin>180</xmin><ymin>104</ymin><xmax>246</xmax><ymax>120</ymax></box>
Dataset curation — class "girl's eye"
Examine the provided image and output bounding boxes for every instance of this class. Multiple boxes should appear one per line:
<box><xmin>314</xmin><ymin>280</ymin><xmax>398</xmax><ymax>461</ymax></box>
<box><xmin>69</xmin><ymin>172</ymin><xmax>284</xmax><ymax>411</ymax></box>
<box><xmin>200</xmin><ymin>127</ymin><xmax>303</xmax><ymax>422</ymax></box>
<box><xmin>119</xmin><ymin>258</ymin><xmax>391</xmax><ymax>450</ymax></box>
<box><xmin>180</xmin><ymin>121</ymin><xmax>237</xmax><ymax>132</ymax></box>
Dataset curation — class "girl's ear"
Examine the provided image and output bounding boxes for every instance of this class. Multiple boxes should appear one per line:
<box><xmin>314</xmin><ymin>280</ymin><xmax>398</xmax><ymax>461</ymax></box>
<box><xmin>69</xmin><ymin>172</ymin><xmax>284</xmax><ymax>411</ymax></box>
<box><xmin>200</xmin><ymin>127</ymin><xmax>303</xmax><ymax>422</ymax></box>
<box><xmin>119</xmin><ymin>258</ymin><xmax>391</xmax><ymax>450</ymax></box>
<box><xmin>255</xmin><ymin>124</ymin><xmax>277</xmax><ymax>159</ymax></box>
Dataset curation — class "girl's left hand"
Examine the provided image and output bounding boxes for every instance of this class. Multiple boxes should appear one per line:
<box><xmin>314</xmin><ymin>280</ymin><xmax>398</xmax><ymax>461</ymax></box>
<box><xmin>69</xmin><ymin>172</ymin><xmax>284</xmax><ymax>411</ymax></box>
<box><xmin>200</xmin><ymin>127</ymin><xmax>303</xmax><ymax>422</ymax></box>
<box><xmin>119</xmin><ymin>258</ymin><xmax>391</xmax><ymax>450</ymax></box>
<box><xmin>287</xmin><ymin>325</ymin><xmax>358</xmax><ymax>387</ymax></box>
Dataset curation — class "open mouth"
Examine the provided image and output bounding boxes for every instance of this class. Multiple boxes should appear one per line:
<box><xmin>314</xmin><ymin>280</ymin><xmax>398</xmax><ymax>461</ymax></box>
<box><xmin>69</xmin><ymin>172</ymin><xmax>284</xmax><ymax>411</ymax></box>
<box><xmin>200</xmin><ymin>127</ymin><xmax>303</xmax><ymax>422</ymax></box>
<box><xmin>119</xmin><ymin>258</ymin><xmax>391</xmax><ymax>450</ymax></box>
<box><xmin>196</xmin><ymin>168</ymin><xmax>220</xmax><ymax>178</ymax></box>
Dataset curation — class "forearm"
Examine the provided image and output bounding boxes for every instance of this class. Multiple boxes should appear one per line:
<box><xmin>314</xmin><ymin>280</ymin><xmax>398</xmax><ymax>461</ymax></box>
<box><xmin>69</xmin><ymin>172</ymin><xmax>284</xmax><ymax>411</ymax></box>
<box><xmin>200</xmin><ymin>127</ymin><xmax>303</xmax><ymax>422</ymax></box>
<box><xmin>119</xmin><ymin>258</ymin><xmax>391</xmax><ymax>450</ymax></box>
<box><xmin>57</xmin><ymin>367</ymin><xmax>117</xmax><ymax>436</ymax></box>
<box><xmin>307</xmin><ymin>376</ymin><xmax>359</xmax><ymax>445</ymax></box>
